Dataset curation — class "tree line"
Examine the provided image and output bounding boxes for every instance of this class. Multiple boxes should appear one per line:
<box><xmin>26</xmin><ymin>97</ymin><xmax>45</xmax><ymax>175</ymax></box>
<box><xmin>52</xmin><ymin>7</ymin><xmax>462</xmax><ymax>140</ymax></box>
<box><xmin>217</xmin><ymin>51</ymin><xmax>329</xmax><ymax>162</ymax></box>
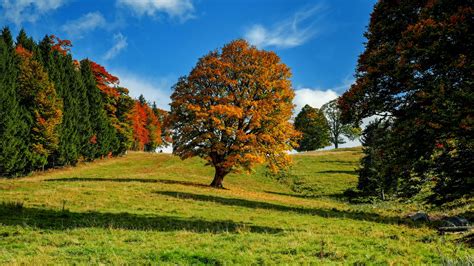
<box><xmin>0</xmin><ymin>28</ymin><xmax>169</xmax><ymax>177</ymax></box>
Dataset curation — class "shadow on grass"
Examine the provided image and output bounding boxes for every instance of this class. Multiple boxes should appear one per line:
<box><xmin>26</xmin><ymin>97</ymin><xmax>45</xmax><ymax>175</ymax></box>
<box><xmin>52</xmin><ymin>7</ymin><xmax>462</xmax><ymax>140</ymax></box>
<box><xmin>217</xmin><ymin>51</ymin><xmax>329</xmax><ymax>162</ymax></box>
<box><xmin>317</xmin><ymin>170</ymin><xmax>357</xmax><ymax>175</ymax></box>
<box><xmin>45</xmin><ymin>177</ymin><xmax>209</xmax><ymax>188</ymax></box>
<box><xmin>317</xmin><ymin>160</ymin><xmax>358</xmax><ymax>166</ymax></box>
<box><xmin>156</xmin><ymin>191</ymin><xmax>419</xmax><ymax>227</ymax></box>
<box><xmin>0</xmin><ymin>203</ymin><xmax>282</xmax><ymax>234</ymax></box>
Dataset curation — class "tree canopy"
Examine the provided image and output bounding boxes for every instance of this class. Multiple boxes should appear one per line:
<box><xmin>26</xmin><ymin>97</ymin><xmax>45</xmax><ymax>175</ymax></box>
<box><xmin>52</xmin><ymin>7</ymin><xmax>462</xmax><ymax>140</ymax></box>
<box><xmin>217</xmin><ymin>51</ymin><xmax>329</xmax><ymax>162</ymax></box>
<box><xmin>169</xmin><ymin>39</ymin><xmax>299</xmax><ymax>188</ymax></box>
<box><xmin>339</xmin><ymin>0</ymin><xmax>473</xmax><ymax>202</ymax></box>
<box><xmin>294</xmin><ymin>104</ymin><xmax>330</xmax><ymax>151</ymax></box>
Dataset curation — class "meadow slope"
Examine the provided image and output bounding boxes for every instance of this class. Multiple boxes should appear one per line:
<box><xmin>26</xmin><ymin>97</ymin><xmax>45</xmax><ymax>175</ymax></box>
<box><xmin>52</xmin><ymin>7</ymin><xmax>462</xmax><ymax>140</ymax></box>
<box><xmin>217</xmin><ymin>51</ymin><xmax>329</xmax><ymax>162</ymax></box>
<box><xmin>0</xmin><ymin>148</ymin><xmax>472</xmax><ymax>264</ymax></box>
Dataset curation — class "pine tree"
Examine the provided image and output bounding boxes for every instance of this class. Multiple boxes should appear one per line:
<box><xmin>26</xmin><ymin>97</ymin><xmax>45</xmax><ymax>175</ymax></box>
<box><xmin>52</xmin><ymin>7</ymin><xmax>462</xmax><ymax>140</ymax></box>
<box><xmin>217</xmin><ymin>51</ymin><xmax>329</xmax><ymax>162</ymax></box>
<box><xmin>0</xmin><ymin>32</ymin><xmax>29</xmax><ymax>176</ymax></box>
<box><xmin>39</xmin><ymin>35</ymin><xmax>82</xmax><ymax>166</ymax></box>
<box><xmin>80</xmin><ymin>59</ymin><xmax>118</xmax><ymax>159</ymax></box>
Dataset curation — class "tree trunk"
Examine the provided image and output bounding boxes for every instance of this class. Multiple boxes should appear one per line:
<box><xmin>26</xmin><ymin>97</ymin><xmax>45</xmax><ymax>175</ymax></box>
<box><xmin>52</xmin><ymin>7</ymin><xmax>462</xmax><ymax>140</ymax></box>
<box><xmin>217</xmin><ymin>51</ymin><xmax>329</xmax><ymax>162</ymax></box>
<box><xmin>210</xmin><ymin>166</ymin><xmax>228</xmax><ymax>188</ymax></box>
<box><xmin>335</xmin><ymin>142</ymin><xmax>338</xmax><ymax>149</ymax></box>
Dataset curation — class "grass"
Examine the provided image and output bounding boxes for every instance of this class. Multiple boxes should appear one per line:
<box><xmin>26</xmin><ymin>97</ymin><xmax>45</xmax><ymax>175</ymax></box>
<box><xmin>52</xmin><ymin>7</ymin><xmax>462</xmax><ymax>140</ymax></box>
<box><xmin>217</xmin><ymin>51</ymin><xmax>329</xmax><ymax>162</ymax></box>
<box><xmin>0</xmin><ymin>148</ymin><xmax>472</xmax><ymax>264</ymax></box>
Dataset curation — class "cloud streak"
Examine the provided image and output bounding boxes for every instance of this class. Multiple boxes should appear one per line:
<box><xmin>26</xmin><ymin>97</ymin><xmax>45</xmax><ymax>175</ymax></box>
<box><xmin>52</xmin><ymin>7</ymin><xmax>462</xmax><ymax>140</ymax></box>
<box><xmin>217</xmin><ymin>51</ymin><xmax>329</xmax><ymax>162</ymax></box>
<box><xmin>117</xmin><ymin>0</ymin><xmax>194</xmax><ymax>22</ymax></box>
<box><xmin>0</xmin><ymin>0</ymin><xmax>66</xmax><ymax>25</ymax></box>
<box><xmin>103</xmin><ymin>33</ymin><xmax>128</xmax><ymax>60</ymax></box>
<box><xmin>62</xmin><ymin>12</ymin><xmax>106</xmax><ymax>38</ymax></box>
<box><xmin>245</xmin><ymin>5</ymin><xmax>323</xmax><ymax>49</ymax></box>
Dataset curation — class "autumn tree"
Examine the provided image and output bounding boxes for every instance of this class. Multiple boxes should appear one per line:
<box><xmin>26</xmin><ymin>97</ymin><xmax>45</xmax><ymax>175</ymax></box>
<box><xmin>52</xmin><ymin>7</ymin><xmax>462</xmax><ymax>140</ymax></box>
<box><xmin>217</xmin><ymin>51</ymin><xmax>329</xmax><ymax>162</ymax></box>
<box><xmin>321</xmin><ymin>99</ymin><xmax>360</xmax><ymax>149</ymax></box>
<box><xmin>169</xmin><ymin>40</ymin><xmax>299</xmax><ymax>188</ymax></box>
<box><xmin>130</xmin><ymin>97</ymin><xmax>150</xmax><ymax>151</ymax></box>
<box><xmin>294</xmin><ymin>104</ymin><xmax>330</xmax><ymax>151</ymax></box>
<box><xmin>16</xmin><ymin>43</ymin><xmax>63</xmax><ymax>171</ymax></box>
<box><xmin>339</xmin><ymin>0</ymin><xmax>473</xmax><ymax>202</ymax></box>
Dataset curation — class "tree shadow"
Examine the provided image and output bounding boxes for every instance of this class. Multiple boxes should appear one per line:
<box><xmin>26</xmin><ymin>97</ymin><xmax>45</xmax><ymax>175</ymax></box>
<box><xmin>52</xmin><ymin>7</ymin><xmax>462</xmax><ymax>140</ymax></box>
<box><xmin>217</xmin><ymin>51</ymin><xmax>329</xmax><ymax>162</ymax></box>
<box><xmin>155</xmin><ymin>191</ymin><xmax>420</xmax><ymax>228</ymax></box>
<box><xmin>264</xmin><ymin>190</ymin><xmax>321</xmax><ymax>199</ymax></box>
<box><xmin>317</xmin><ymin>160</ymin><xmax>359</xmax><ymax>166</ymax></box>
<box><xmin>45</xmin><ymin>177</ymin><xmax>209</xmax><ymax>188</ymax></box>
<box><xmin>317</xmin><ymin>170</ymin><xmax>357</xmax><ymax>175</ymax></box>
<box><xmin>0</xmin><ymin>202</ymin><xmax>282</xmax><ymax>234</ymax></box>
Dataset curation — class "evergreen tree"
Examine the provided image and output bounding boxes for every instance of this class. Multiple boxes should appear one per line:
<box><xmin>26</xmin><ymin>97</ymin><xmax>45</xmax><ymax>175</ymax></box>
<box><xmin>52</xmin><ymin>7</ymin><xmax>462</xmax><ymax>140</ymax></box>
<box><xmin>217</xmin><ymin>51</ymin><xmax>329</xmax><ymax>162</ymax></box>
<box><xmin>80</xmin><ymin>59</ymin><xmax>118</xmax><ymax>159</ymax></box>
<box><xmin>294</xmin><ymin>104</ymin><xmax>330</xmax><ymax>151</ymax></box>
<box><xmin>0</xmin><ymin>35</ymin><xmax>29</xmax><ymax>176</ymax></box>
<box><xmin>39</xmin><ymin>35</ymin><xmax>82</xmax><ymax>166</ymax></box>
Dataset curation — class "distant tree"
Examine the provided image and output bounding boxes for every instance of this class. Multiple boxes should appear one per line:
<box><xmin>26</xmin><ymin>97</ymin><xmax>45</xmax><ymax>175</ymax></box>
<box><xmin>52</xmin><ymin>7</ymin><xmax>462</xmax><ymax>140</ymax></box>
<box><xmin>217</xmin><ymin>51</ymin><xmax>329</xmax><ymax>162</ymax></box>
<box><xmin>169</xmin><ymin>40</ymin><xmax>299</xmax><ymax>188</ymax></box>
<box><xmin>321</xmin><ymin>99</ymin><xmax>360</xmax><ymax>149</ymax></box>
<box><xmin>339</xmin><ymin>0</ymin><xmax>473</xmax><ymax>202</ymax></box>
<box><xmin>130</xmin><ymin>98</ymin><xmax>149</xmax><ymax>151</ymax></box>
<box><xmin>294</xmin><ymin>104</ymin><xmax>330</xmax><ymax>151</ymax></box>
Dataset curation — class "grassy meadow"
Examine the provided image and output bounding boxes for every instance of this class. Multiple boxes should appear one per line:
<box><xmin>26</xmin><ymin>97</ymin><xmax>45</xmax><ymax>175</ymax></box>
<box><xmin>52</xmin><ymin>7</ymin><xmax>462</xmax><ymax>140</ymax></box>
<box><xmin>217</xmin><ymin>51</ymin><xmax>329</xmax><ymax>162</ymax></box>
<box><xmin>0</xmin><ymin>148</ymin><xmax>472</xmax><ymax>264</ymax></box>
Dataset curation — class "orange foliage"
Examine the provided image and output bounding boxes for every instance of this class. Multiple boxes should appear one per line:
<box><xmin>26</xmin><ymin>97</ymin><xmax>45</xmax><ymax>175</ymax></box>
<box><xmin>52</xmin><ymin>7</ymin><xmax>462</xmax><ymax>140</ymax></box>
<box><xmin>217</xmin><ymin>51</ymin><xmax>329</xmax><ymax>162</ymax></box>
<box><xmin>169</xmin><ymin>39</ymin><xmax>299</xmax><ymax>186</ymax></box>
<box><xmin>49</xmin><ymin>35</ymin><xmax>72</xmax><ymax>56</ymax></box>
<box><xmin>15</xmin><ymin>45</ymin><xmax>32</xmax><ymax>58</ymax></box>
<box><xmin>89</xmin><ymin>61</ymin><xmax>120</xmax><ymax>98</ymax></box>
<box><xmin>130</xmin><ymin>101</ymin><xmax>149</xmax><ymax>150</ymax></box>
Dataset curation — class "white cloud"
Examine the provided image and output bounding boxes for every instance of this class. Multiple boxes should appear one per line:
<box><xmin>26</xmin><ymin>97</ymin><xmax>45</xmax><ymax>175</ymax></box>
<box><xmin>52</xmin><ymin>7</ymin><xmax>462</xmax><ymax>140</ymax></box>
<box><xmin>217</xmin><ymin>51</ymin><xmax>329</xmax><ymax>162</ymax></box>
<box><xmin>103</xmin><ymin>33</ymin><xmax>128</xmax><ymax>60</ymax></box>
<box><xmin>293</xmin><ymin>88</ymin><xmax>338</xmax><ymax>114</ymax></box>
<box><xmin>244</xmin><ymin>5</ymin><xmax>323</xmax><ymax>49</ymax></box>
<box><xmin>112</xmin><ymin>69</ymin><xmax>173</xmax><ymax>111</ymax></box>
<box><xmin>1</xmin><ymin>0</ymin><xmax>65</xmax><ymax>25</ymax></box>
<box><xmin>117</xmin><ymin>0</ymin><xmax>194</xmax><ymax>22</ymax></box>
<box><xmin>62</xmin><ymin>12</ymin><xmax>106</xmax><ymax>38</ymax></box>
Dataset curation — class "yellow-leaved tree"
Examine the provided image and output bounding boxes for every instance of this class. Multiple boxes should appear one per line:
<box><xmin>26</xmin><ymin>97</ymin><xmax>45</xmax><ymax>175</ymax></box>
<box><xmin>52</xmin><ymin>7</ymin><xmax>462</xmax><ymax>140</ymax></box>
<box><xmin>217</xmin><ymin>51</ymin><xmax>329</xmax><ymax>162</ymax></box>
<box><xmin>169</xmin><ymin>40</ymin><xmax>299</xmax><ymax>188</ymax></box>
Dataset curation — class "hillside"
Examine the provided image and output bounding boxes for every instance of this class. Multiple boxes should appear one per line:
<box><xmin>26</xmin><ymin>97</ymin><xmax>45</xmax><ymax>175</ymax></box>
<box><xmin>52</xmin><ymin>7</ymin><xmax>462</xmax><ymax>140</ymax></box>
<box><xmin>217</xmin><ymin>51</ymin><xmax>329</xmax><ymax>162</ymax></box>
<box><xmin>0</xmin><ymin>149</ymin><xmax>471</xmax><ymax>264</ymax></box>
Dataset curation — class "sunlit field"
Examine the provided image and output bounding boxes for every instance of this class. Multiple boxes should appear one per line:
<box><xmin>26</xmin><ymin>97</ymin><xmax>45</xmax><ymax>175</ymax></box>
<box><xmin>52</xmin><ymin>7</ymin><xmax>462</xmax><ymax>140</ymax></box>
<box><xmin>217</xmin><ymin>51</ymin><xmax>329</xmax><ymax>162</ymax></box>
<box><xmin>0</xmin><ymin>148</ymin><xmax>471</xmax><ymax>264</ymax></box>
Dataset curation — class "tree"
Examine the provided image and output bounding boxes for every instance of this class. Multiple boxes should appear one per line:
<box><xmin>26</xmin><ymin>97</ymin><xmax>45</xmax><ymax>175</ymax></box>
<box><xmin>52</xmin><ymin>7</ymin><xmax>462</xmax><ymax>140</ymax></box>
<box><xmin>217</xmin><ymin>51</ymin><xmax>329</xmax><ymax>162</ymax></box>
<box><xmin>339</xmin><ymin>0</ymin><xmax>473</xmax><ymax>202</ymax></box>
<box><xmin>39</xmin><ymin>35</ymin><xmax>82</xmax><ymax>166</ymax></box>
<box><xmin>321</xmin><ymin>99</ymin><xmax>360</xmax><ymax>149</ymax></box>
<box><xmin>80</xmin><ymin>59</ymin><xmax>118</xmax><ymax>159</ymax></box>
<box><xmin>294</xmin><ymin>104</ymin><xmax>330</xmax><ymax>151</ymax></box>
<box><xmin>15</xmin><ymin>44</ymin><xmax>63</xmax><ymax>171</ymax></box>
<box><xmin>130</xmin><ymin>98</ymin><xmax>150</xmax><ymax>151</ymax></box>
<box><xmin>169</xmin><ymin>39</ymin><xmax>299</xmax><ymax>188</ymax></box>
<box><xmin>0</xmin><ymin>31</ymin><xmax>29</xmax><ymax>176</ymax></box>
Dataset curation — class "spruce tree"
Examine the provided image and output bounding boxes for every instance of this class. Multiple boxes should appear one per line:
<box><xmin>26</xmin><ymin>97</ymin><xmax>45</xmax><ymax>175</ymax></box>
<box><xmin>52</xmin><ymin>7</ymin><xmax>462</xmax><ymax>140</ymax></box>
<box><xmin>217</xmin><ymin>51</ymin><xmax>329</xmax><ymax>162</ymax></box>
<box><xmin>0</xmin><ymin>34</ymin><xmax>29</xmax><ymax>176</ymax></box>
<box><xmin>80</xmin><ymin>59</ymin><xmax>118</xmax><ymax>159</ymax></box>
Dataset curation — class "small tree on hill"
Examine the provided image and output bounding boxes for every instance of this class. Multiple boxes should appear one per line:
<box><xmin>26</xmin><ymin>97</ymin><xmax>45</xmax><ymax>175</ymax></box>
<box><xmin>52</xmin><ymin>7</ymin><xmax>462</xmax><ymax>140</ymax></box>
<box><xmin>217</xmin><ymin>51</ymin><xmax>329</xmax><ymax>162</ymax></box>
<box><xmin>169</xmin><ymin>40</ymin><xmax>299</xmax><ymax>188</ymax></box>
<box><xmin>294</xmin><ymin>104</ymin><xmax>330</xmax><ymax>151</ymax></box>
<box><xmin>321</xmin><ymin>99</ymin><xmax>360</xmax><ymax>149</ymax></box>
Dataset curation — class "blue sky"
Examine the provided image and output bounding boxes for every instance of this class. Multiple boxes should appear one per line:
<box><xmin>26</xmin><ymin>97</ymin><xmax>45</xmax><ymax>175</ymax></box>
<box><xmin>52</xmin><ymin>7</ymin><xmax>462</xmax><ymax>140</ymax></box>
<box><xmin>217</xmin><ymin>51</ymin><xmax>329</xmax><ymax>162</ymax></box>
<box><xmin>1</xmin><ymin>0</ymin><xmax>376</xmax><ymax>147</ymax></box>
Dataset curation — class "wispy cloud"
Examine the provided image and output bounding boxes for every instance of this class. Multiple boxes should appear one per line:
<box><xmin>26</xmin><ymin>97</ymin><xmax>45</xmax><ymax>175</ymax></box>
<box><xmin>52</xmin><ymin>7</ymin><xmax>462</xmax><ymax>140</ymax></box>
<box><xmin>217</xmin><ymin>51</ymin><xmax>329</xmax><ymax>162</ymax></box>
<box><xmin>62</xmin><ymin>12</ymin><xmax>106</xmax><ymax>38</ymax></box>
<box><xmin>117</xmin><ymin>0</ymin><xmax>194</xmax><ymax>22</ymax></box>
<box><xmin>103</xmin><ymin>33</ymin><xmax>128</xmax><ymax>60</ymax></box>
<box><xmin>0</xmin><ymin>0</ymin><xmax>66</xmax><ymax>25</ymax></box>
<box><xmin>245</xmin><ymin>5</ymin><xmax>324</xmax><ymax>49</ymax></box>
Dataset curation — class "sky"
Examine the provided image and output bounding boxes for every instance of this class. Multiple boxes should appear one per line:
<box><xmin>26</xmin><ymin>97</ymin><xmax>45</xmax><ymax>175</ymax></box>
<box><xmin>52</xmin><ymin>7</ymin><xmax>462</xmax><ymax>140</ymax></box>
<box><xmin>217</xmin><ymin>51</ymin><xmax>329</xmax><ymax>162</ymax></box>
<box><xmin>0</xmin><ymin>0</ymin><xmax>377</xmax><ymax>149</ymax></box>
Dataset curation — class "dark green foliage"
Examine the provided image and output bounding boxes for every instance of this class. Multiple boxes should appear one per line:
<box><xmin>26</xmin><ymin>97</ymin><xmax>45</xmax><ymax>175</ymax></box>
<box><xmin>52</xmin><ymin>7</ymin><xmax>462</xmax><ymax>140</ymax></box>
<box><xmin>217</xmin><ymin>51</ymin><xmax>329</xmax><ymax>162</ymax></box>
<box><xmin>294</xmin><ymin>104</ymin><xmax>330</xmax><ymax>151</ymax></box>
<box><xmin>0</xmin><ymin>35</ymin><xmax>29</xmax><ymax>176</ymax></box>
<box><xmin>340</xmin><ymin>0</ymin><xmax>474</xmax><ymax>203</ymax></box>
<box><xmin>80</xmin><ymin>59</ymin><xmax>118</xmax><ymax>159</ymax></box>
<box><xmin>39</xmin><ymin>36</ymin><xmax>82</xmax><ymax>166</ymax></box>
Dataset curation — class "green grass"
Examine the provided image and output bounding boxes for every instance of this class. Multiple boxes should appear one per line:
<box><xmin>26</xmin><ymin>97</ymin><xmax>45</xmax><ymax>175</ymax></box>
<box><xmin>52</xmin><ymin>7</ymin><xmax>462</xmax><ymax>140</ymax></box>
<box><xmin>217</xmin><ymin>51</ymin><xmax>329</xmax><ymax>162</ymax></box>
<box><xmin>0</xmin><ymin>148</ymin><xmax>472</xmax><ymax>264</ymax></box>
